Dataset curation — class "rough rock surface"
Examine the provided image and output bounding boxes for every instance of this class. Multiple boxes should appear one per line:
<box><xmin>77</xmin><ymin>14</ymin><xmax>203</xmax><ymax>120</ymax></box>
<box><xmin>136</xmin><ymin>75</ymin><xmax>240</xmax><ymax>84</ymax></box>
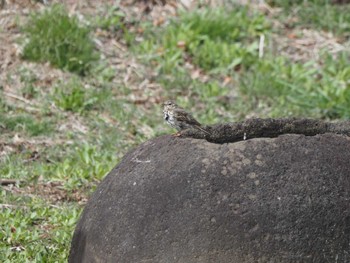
<box><xmin>181</xmin><ymin>118</ymin><xmax>350</xmax><ymax>143</ymax></box>
<box><xmin>69</xmin><ymin>133</ymin><xmax>350</xmax><ymax>263</ymax></box>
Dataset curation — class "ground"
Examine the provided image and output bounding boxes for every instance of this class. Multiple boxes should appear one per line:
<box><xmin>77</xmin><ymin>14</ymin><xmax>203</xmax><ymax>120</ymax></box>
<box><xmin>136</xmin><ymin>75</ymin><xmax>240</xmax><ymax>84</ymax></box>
<box><xmin>0</xmin><ymin>0</ymin><xmax>349</xmax><ymax>262</ymax></box>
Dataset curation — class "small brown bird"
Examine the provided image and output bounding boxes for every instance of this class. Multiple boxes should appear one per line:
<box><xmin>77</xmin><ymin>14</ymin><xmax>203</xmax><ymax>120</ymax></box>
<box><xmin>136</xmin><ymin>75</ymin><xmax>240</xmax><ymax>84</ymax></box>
<box><xmin>162</xmin><ymin>100</ymin><xmax>210</xmax><ymax>136</ymax></box>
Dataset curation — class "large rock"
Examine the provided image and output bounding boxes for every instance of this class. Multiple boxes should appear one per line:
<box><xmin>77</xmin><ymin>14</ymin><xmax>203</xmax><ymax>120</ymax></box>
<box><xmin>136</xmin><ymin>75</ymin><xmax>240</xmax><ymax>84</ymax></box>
<box><xmin>69</xmin><ymin>134</ymin><xmax>350</xmax><ymax>263</ymax></box>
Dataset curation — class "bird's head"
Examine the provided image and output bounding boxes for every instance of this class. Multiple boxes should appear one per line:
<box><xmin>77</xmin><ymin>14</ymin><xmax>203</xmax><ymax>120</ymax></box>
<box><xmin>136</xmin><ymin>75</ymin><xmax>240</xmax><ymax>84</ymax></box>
<box><xmin>163</xmin><ymin>100</ymin><xmax>177</xmax><ymax>109</ymax></box>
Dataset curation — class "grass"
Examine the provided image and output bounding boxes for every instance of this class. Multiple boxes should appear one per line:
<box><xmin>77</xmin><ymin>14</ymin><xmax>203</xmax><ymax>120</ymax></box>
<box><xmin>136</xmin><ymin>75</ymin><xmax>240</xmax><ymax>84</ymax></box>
<box><xmin>18</xmin><ymin>67</ymin><xmax>40</xmax><ymax>99</ymax></box>
<box><xmin>92</xmin><ymin>5</ymin><xmax>127</xmax><ymax>34</ymax></box>
<box><xmin>136</xmin><ymin>4</ymin><xmax>350</xmax><ymax>120</ymax></box>
<box><xmin>0</xmin><ymin>201</ymin><xmax>78</xmax><ymax>262</ymax></box>
<box><xmin>137</xmin><ymin>6</ymin><xmax>270</xmax><ymax>74</ymax></box>
<box><xmin>268</xmin><ymin>0</ymin><xmax>350</xmax><ymax>38</ymax></box>
<box><xmin>238</xmin><ymin>52</ymin><xmax>350</xmax><ymax>118</ymax></box>
<box><xmin>1</xmin><ymin>1</ymin><xmax>350</xmax><ymax>262</ymax></box>
<box><xmin>22</xmin><ymin>4</ymin><xmax>99</xmax><ymax>75</ymax></box>
<box><xmin>53</xmin><ymin>78</ymin><xmax>98</xmax><ymax>113</ymax></box>
<box><xmin>0</xmin><ymin>114</ymin><xmax>53</xmax><ymax>136</ymax></box>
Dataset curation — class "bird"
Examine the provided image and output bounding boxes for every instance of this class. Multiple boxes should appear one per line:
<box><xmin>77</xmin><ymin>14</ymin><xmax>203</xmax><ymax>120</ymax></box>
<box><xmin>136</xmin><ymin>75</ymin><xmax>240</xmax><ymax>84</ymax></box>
<box><xmin>162</xmin><ymin>100</ymin><xmax>210</xmax><ymax>136</ymax></box>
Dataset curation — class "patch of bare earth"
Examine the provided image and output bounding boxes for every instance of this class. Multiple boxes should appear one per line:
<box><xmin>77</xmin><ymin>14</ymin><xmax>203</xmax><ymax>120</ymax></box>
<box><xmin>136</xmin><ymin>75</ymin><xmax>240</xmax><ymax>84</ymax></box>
<box><xmin>260</xmin><ymin>2</ymin><xmax>349</xmax><ymax>63</ymax></box>
<box><xmin>273</xmin><ymin>28</ymin><xmax>347</xmax><ymax>63</ymax></box>
<box><xmin>2</xmin><ymin>181</ymin><xmax>89</xmax><ymax>205</ymax></box>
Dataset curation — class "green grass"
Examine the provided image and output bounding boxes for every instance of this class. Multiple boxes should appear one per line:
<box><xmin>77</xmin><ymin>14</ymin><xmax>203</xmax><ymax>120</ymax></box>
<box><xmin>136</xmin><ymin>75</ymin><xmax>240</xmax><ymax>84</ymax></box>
<box><xmin>18</xmin><ymin>67</ymin><xmax>40</xmax><ymax>99</ymax></box>
<box><xmin>0</xmin><ymin>137</ymin><xmax>119</xmax><ymax>262</ymax></box>
<box><xmin>92</xmin><ymin>5</ymin><xmax>127</xmax><ymax>33</ymax></box>
<box><xmin>136</xmin><ymin>5</ymin><xmax>350</xmax><ymax>120</ymax></box>
<box><xmin>268</xmin><ymin>0</ymin><xmax>350</xmax><ymax>38</ymax></box>
<box><xmin>137</xmin><ymin>7</ymin><xmax>270</xmax><ymax>74</ymax></box>
<box><xmin>2</xmin><ymin>2</ymin><xmax>350</xmax><ymax>262</ymax></box>
<box><xmin>53</xmin><ymin>78</ymin><xmax>96</xmax><ymax>113</ymax></box>
<box><xmin>22</xmin><ymin>4</ymin><xmax>99</xmax><ymax>75</ymax></box>
<box><xmin>0</xmin><ymin>114</ymin><xmax>54</xmax><ymax>136</ymax></box>
<box><xmin>238</xmin><ymin>52</ymin><xmax>350</xmax><ymax>118</ymax></box>
<box><xmin>0</xmin><ymin>198</ymin><xmax>80</xmax><ymax>263</ymax></box>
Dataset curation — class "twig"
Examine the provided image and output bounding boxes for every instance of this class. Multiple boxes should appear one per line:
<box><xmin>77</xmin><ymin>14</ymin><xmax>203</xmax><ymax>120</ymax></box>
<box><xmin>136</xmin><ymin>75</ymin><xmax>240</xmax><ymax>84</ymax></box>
<box><xmin>259</xmin><ymin>34</ymin><xmax>265</xmax><ymax>58</ymax></box>
<box><xmin>0</xmin><ymin>204</ymin><xmax>28</xmax><ymax>209</ymax></box>
<box><xmin>112</xmin><ymin>40</ymin><xmax>127</xmax><ymax>52</ymax></box>
<box><xmin>3</xmin><ymin>91</ymin><xmax>41</xmax><ymax>113</ymax></box>
<box><xmin>0</xmin><ymin>179</ymin><xmax>24</xmax><ymax>185</ymax></box>
<box><xmin>9</xmin><ymin>103</ymin><xmax>41</xmax><ymax>113</ymax></box>
<box><xmin>3</xmin><ymin>91</ymin><xmax>33</xmax><ymax>105</ymax></box>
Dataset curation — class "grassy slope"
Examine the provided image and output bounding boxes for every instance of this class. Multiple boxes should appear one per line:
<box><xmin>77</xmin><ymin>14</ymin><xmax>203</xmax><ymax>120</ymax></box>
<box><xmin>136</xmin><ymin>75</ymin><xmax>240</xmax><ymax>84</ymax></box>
<box><xmin>0</xmin><ymin>1</ymin><xmax>349</xmax><ymax>262</ymax></box>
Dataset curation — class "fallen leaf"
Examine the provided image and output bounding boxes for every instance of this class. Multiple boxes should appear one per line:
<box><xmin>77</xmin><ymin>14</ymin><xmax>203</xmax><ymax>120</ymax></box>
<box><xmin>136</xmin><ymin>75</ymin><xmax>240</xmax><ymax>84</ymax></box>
<box><xmin>177</xmin><ymin>40</ymin><xmax>186</xmax><ymax>49</ymax></box>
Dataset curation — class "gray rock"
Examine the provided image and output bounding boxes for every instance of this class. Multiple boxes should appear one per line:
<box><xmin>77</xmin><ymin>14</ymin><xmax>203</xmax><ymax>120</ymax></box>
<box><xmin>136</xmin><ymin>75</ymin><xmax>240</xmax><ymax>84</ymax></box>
<box><xmin>69</xmin><ymin>133</ymin><xmax>350</xmax><ymax>263</ymax></box>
